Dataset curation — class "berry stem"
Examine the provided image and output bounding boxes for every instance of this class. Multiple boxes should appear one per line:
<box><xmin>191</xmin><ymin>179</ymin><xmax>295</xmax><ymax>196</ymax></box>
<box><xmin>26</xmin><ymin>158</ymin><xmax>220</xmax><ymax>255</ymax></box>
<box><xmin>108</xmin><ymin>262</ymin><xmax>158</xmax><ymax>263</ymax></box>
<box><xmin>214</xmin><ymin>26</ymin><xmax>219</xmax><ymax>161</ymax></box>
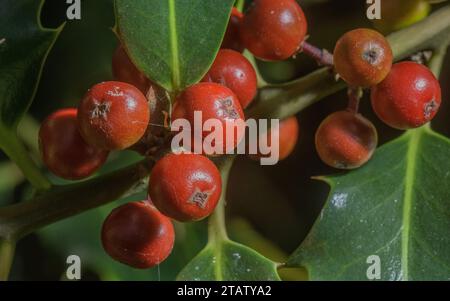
<box><xmin>235</xmin><ymin>0</ymin><xmax>245</xmax><ymax>12</ymax></box>
<box><xmin>347</xmin><ymin>87</ymin><xmax>363</xmax><ymax>113</ymax></box>
<box><xmin>0</xmin><ymin>239</ymin><xmax>15</xmax><ymax>281</ymax></box>
<box><xmin>208</xmin><ymin>156</ymin><xmax>235</xmax><ymax>242</ymax></box>
<box><xmin>17</xmin><ymin>114</ymin><xmax>41</xmax><ymax>159</ymax></box>
<box><xmin>0</xmin><ymin>127</ymin><xmax>51</xmax><ymax>191</ymax></box>
<box><xmin>0</xmin><ymin>159</ymin><xmax>154</xmax><ymax>240</ymax></box>
<box><xmin>300</xmin><ymin>41</ymin><xmax>334</xmax><ymax>67</ymax></box>
<box><xmin>244</xmin><ymin>50</ymin><xmax>269</xmax><ymax>88</ymax></box>
<box><xmin>428</xmin><ymin>44</ymin><xmax>449</xmax><ymax>77</ymax></box>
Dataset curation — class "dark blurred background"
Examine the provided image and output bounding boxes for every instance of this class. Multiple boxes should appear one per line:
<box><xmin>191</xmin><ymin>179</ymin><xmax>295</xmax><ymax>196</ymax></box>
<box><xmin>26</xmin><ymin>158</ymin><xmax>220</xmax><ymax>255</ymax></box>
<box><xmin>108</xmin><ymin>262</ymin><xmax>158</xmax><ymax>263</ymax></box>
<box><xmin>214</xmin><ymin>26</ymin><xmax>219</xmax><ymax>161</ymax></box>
<box><xmin>1</xmin><ymin>0</ymin><xmax>449</xmax><ymax>280</ymax></box>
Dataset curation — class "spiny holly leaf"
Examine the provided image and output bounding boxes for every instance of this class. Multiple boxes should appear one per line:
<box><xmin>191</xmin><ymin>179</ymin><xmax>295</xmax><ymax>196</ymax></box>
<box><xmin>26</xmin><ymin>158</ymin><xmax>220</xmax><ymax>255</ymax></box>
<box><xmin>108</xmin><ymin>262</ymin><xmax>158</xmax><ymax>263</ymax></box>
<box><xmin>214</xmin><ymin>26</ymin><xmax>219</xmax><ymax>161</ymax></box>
<box><xmin>288</xmin><ymin>126</ymin><xmax>450</xmax><ymax>280</ymax></box>
<box><xmin>114</xmin><ymin>0</ymin><xmax>234</xmax><ymax>92</ymax></box>
<box><xmin>0</xmin><ymin>0</ymin><xmax>62</xmax><ymax>131</ymax></box>
<box><xmin>177</xmin><ymin>239</ymin><xmax>281</xmax><ymax>281</ymax></box>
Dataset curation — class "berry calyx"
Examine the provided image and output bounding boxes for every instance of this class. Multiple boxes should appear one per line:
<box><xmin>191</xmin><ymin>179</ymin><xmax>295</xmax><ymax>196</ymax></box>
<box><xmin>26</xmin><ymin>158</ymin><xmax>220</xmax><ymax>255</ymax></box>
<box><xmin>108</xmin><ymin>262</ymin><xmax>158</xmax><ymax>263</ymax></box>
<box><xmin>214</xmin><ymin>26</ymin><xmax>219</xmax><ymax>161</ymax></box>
<box><xmin>333</xmin><ymin>28</ymin><xmax>393</xmax><ymax>88</ymax></box>
<box><xmin>315</xmin><ymin>111</ymin><xmax>378</xmax><ymax>169</ymax></box>
<box><xmin>78</xmin><ymin>81</ymin><xmax>150</xmax><ymax>150</ymax></box>
<box><xmin>221</xmin><ymin>7</ymin><xmax>244</xmax><ymax>52</ymax></box>
<box><xmin>112</xmin><ymin>45</ymin><xmax>152</xmax><ymax>94</ymax></box>
<box><xmin>39</xmin><ymin>108</ymin><xmax>109</xmax><ymax>180</ymax></box>
<box><xmin>202</xmin><ymin>49</ymin><xmax>257</xmax><ymax>109</ymax></box>
<box><xmin>172</xmin><ymin>82</ymin><xmax>245</xmax><ymax>154</ymax></box>
<box><xmin>250</xmin><ymin>116</ymin><xmax>299</xmax><ymax>161</ymax></box>
<box><xmin>240</xmin><ymin>0</ymin><xmax>308</xmax><ymax>61</ymax></box>
<box><xmin>101</xmin><ymin>201</ymin><xmax>175</xmax><ymax>269</ymax></box>
<box><xmin>148</xmin><ymin>153</ymin><xmax>222</xmax><ymax>222</ymax></box>
<box><xmin>370</xmin><ymin>61</ymin><xmax>441</xmax><ymax>129</ymax></box>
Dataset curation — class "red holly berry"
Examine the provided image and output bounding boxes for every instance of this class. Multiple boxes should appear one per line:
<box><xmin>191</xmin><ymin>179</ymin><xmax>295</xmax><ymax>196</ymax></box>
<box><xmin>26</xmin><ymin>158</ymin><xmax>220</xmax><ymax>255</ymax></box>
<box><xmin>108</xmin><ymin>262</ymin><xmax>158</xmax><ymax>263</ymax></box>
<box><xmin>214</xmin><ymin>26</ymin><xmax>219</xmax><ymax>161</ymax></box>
<box><xmin>371</xmin><ymin>61</ymin><xmax>441</xmax><ymax>129</ymax></box>
<box><xmin>172</xmin><ymin>82</ymin><xmax>245</xmax><ymax>154</ymax></box>
<box><xmin>250</xmin><ymin>116</ymin><xmax>299</xmax><ymax>161</ymax></box>
<box><xmin>148</xmin><ymin>153</ymin><xmax>222</xmax><ymax>222</ymax></box>
<box><xmin>39</xmin><ymin>108</ymin><xmax>109</xmax><ymax>180</ymax></box>
<box><xmin>101</xmin><ymin>201</ymin><xmax>175</xmax><ymax>269</ymax></box>
<box><xmin>240</xmin><ymin>0</ymin><xmax>308</xmax><ymax>61</ymax></box>
<box><xmin>333</xmin><ymin>28</ymin><xmax>393</xmax><ymax>88</ymax></box>
<box><xmin>315</xmin><ymin>111</ymin><xmax>378</xmax><ymax>169</ymax></box>
<box><xmin>78</xmin><ymin>81</ymin><xmax>150</xmax><ymax>150</ymax></box>
<box><xmin>221</xmin><ymin>7</ymin><xmax>245</xmax><ymax>52</ymax></box>
<box><xmin>112</xmin><ymin>45</ymin><xmax>152</xmax><ymax>94</ymax></box>
<box><xmin>202</xmin><ymin>49</ymin><xmax>257</xmax><ymax>109</ymax></box>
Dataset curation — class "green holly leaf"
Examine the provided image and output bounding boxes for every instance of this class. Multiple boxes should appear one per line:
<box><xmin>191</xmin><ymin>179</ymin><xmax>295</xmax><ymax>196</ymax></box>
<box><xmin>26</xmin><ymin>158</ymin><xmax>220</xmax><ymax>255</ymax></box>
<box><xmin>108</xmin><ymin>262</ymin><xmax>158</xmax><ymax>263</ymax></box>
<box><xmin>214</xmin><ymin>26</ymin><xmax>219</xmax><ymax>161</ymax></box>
<box><xmin>288</xmin><ymin>126</ymin><xmax>450</xmax><ymax>280</ymax></box>
<box><xmin>114</xmin><ymin>0</ymin><xmax>234</xmax><ymax>92</ymax></box>
<box><xmin>177</xmin><ymin>239</ymin><xmax>281</xmax><ymax>281</ymax></box>
<box><xmin>0</xmin><ymin>0</ymin><xmax>62</xmax><ymax>131</ymax></box>
<box><xmin>0</xmin><ymin>0</ymin><xmax>62</xmax><ymax>189</ymax></box>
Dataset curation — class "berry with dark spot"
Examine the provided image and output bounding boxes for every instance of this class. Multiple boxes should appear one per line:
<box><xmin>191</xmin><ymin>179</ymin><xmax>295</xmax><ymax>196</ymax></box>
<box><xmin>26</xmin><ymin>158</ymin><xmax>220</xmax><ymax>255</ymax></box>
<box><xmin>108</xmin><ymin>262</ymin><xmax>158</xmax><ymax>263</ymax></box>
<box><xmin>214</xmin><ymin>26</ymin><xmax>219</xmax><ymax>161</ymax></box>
<box><xmin>371</xmin><ymin>61</ymin><xmax>441</xmax><ymax>129</ymax></box>
<box><xmin>148</xmin><ymin>153</ymin><xmax>222</xmax><ymax>222</ymax></box>
<box><xmin>101</xmin><ymin>201</ymin><xmax>174</xmax><ymax>269</ymax></box>
<box><xmin>333</xmin><ymin>28</ymin><xmax>393</xmax><ymax>87</ymax></box>
<box><xmin>78</xmin><ymin>81</ymin><xmax>150</xmax><ymax>150</ymax></box>
<box><xmin>315</xmin><ymin>111</ymin><xmax>378</xmax><ymax>169</ymax></box>
<box><xmin>172</xmin><ymin>82</ymin><xmax>245</xmax><ymax>154</ymax></box>
<box><xmin>202</xmin><ymin>49</ymin><xmax>257</xmax><ymax>109</ymax></box>
<box><xmin>240</xmin><ymin>0</ymin><xmax>308</xmax><ymax>61</ymax></box>
<box><xmin>39</xmin><ymin>108</ymin><xmax>109</xmax><ymax>180</ymax></box>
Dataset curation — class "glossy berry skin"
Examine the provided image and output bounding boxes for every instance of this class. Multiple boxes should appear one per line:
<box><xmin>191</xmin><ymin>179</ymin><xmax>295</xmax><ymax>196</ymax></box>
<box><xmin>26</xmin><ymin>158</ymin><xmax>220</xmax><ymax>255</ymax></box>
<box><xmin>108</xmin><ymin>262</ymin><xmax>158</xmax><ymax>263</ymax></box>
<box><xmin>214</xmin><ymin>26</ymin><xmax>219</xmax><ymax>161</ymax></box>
<box><xmin>221</xmin><ymin>7</ymin><xmax>244</xmax><ymax>52</ymax></box>
<box><xmin>240</xmin><ymin>0</ymin><xmax>308</xmax><ymax>61</ymax></box>
<box><xmin>315</xmin><ymin>111</ymin><xmax>378</xmax><ymax>169</ymax></box>
<box><xmin>334</xmin><ymin>28</ymin><xmax>393</xmax><ymax>88</ymax></box>
<box><xmin>78</xmin><ymin>81</ymin><xmax>150</xmax><ymax>150</ymax></box>
<box><xmin>172</xmin><ymin>82</ymin><xmax>245</xmax><ymax>154</ymax></box>
<box><xmin>101</xmin><ymin>201</ymin><xmax>175</xmax><ymax>269</ymax></box>
<box><xmin>112</xmin><ymin>45</ymin><xmax>152</xmax><ymax>94</ymax></box>
<box><xmin>371</xmin><ymin>61</ymin><xmax>441</xmax><ymax>130</ymax></box>
<box><xmin>39</xmin><ymin>108</ymin><xmax>109</xmax><ymax>180</ymax></box>
<box><xmin>202</xmin><ymin>49</ymin><xmax>257</xmax><ymax>109</ymax></box>
<box><xmin>250</xmin><ymin>116</ymin><xmax>299</xmax><ymax>161</ymax></box>
<box><xmin>149</xmin><ymin>153</ymin><xmax>222</xmax><ymax>222</ymax></box>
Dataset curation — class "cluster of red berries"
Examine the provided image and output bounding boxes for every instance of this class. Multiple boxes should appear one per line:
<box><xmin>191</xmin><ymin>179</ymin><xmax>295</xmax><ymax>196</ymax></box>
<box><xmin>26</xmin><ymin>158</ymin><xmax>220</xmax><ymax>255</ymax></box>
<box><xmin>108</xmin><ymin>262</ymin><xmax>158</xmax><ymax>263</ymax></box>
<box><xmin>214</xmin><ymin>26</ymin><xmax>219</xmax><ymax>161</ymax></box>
<box><xmin>315</xmin><ymin>28</ymin><xmax>441</xmax><ymax>169</ymax></box>
<box><xmin>38</xmin><ymin>1</ymin><xmax>305</xmax><ymax>269</ymax></box>
<box><xmin>40</xmin><ymin>0</ymin><xmax>441</xmax><ymax>269</ymax></box>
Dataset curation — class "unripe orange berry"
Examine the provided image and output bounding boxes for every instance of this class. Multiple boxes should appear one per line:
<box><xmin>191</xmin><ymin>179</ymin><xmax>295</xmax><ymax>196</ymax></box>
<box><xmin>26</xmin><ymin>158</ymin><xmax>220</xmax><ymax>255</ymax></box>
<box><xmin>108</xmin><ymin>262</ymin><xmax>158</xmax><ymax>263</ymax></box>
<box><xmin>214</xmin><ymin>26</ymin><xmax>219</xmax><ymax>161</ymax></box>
<box><xmin>334</xmin><ymin>28</ymin><xmax>393</xmax><ymax>88</ymax></box>
<box><xmin>315</xmin><ymin>111</ymin><xmax>378</xmax><ymax>169</ymax></box>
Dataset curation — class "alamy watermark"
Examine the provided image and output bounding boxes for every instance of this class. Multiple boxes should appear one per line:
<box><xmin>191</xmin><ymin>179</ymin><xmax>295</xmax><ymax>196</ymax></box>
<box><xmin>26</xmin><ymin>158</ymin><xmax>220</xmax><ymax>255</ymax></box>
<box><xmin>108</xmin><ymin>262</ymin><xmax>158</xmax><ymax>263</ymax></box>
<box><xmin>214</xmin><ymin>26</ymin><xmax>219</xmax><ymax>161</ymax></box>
<box><xmin>366</xmin><ymin>255</ymin><xmax>381</xmax><ymax>280</ymax></box>
<box><xmin>171</xmin><ymin>112</ymin><xmax>282</xmax><ymax>165</ymax></box>
<box><xmin>66</xmin><ymin>255</ymin><xmax>81</xmax><ymax>280</ymax></box>
<box><xmin>66</xmin><ymin>0</ymin><xmax>81</xmax><ymax>20</ymax></box>
<box><xmin>366</xmin><ymin>0</ymin><xmax>381</xmax><ymax>20</ymax></box>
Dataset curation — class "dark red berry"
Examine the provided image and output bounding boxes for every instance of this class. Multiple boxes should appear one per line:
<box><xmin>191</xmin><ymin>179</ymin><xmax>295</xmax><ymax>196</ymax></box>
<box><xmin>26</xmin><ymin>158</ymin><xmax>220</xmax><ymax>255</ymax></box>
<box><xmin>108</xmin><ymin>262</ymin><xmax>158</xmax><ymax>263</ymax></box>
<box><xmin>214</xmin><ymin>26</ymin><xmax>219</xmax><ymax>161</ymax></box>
<box><xmin>333</xmin><ymin>28</ymin><xmax>393</xmax><ymax>88</ymax></box>
<box><xmin>148</xmin><ymin>153</ymin><xmax>222</xmax><ymax>222</ymax></box>
<box><xmin>101</xmin><ymin>201</ymin><xmax>175</xmax><ymax>269</ymax></box>
<box><xmin>202</xmin><ymin>49</ymin><xmax>257</xmax><ymax>109</ymax></box>
<box><xmin>221</xmin><ymin>7</ymin><xmax>245</xmax><ymax>52</ymax></box>
<box><xmin>240</xmin><ymin>0</ymin><xmax>308</xmax><ymax>61</ymax></box>
<box><xmin>315</xmin><ymin>111</ymin><xmax>378</xmax><ymax>169</ymax></box>
<box><xmin>172</xmin><ymin>82</ymin><xmax>245</xmax><ymax>154</ymax></box>
<box><xmin>78</xmin><ymin>81</ymin><xmax>150</xmax><ymax>150</ymax></box>
<box><xmin>39</xmin><ymin>108</ymin><xmax>109</xmax><ymax>180</ymax></box>
<box><xmin>371</xmin><ymin>61</ymin><xmax>441</xmax><ymax>129</ymax></box>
